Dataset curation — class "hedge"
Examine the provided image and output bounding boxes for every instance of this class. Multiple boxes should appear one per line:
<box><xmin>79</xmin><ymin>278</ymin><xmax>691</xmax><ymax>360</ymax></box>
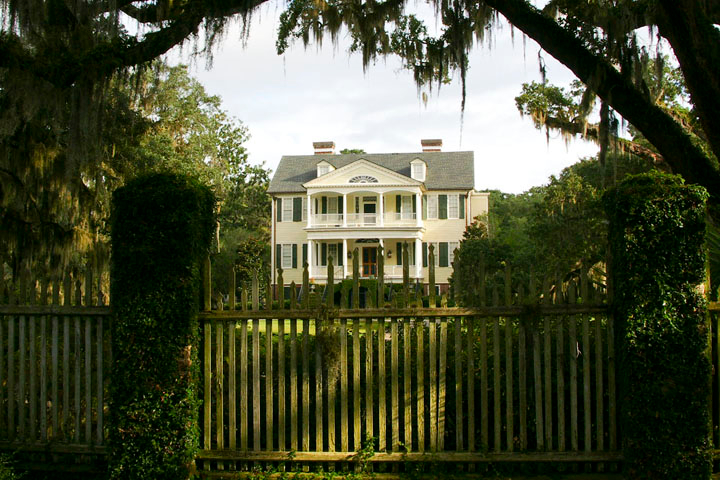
<box><xmin>605</xmin><ymin>171</ymin><xmax>711</xmax><ymax>479</ymax></box>
<box><xmin>108</xmin><ymin>174</ymin><xmax>214</xmax><ymax>479</ymax></box>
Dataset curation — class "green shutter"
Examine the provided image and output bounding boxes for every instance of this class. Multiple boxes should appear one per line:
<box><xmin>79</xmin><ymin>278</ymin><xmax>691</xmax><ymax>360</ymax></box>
<box><xmin>293</xmin><ymin>197</ymin><xmax>302</xmax><ymax>222</ymax></box>
<box><xmin>292</xmin><ymin>244</ymin><xmax>298</xmax><ymax>268</ymax></box>
<box><xmin>396</xmin><ymin>242</ymin><xmax>402</xmax><ymax>266</ymax></box>
<box><xmin>412</xmin><ymin>195</ymin><xmax>417</xmax><ymax>213</ymax></box>
<box><xmin>422</xmin><ymin>195</ymin><xmax>427</xmax><ymax>219</ymax></box>
<box><xmin>439</xmin><ymin>242</ymin><xmax>449</xmax><ymax>267</ymax></box>
<box><xmin>302</xmin><ymin>243</ymin><xmax>307</xmax><ymax>265</ymax></box>
<box><xmin>338</xmin><ymin>242</ymin><xmax>343</xmax><ymax>266</ymax></box>
<box><xmin>460</xmin><ymin>194</ymin><xmax>466</xmax><ymax>219</ymax></box>
<box><xmin>276</xmin><ymin>244</ymin><xmax>282</xmax><ymax>269</ymax></box>
<box><xmin>439</xmin><ymin>194</ymin><xmax>448</xmax><ymax>219</ymax></box>
<box><xmin>321</xmin><ymin>243</ymin><xmax>327</xmax><ymax>266</ymax></box>
<box><xmin>396</xmin><ymin>195</ymin><xmax>401</xmax><ymax>213</ymax></box>
<box><xmin>276</xmin><ymin>198</ymin><xmax>282</xmax><ymax>222</ymax></box>
<box><xmin>338</xmin><ymin>196</ymin><xmax>343</xmax><ymax>214</ymax></box>
<box><xmin>322</xmin><ymin>196</ymin><xmax>327</xmax><ymax>214</ymax></box>
<box><xmin>422</xmin><ymin>242</ymin><xmax>428</xmax><ymax>267</ymax></box>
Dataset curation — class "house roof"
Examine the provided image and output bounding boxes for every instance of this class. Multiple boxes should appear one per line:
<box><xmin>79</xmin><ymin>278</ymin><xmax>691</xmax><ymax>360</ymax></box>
<box><xmin>268</xmin><ymin>151</ymin><xmax>475</xmax><ymax>193</ymax></box>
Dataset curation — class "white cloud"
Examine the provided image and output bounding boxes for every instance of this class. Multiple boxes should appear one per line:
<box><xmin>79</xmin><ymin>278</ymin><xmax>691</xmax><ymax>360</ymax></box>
<box><xmin>168</xmin><ymin>1</ymin><xmax>599</xmax><ymax>193</ymax></box>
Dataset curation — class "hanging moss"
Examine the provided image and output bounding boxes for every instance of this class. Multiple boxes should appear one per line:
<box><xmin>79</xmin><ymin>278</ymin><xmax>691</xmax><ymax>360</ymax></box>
<box><xmin>604</xmin><ymin>171</ymin><xmax>711</xmax><ymax>479</ymax></box>
<box><xmin>108</xmin><ymin>173</ymin><xmax>214</xmax><ymax>480</ymax></box>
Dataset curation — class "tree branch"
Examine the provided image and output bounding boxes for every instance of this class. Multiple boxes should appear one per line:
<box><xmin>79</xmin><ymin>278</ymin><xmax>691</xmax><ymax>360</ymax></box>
<box><xmin>483</xmin><ymin>0</ymin><xmax>720</xmax><ymax>202</ymax></box>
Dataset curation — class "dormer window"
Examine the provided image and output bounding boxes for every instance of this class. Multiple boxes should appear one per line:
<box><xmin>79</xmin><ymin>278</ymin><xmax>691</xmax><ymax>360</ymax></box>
<box><xmin>411</xmin><ymin>159</ymin><xmax>426</xmax><ymax>181</ymax></box>
<box><xmin>317</xmin><ymin>161</ymin><xmax>334</xmax><ymax>177</ymax></box>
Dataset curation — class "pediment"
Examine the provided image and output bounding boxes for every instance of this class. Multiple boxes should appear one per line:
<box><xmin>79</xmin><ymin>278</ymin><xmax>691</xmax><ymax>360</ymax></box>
<box><xmin>303</xmin><ymin>159</ymin><xmax>422</xmax><ymax>188</ymax></box>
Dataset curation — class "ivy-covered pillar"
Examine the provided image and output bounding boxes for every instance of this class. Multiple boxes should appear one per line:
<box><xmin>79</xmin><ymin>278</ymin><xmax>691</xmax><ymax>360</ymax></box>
<box><xmin>605</xmin><ymin>172</ymin><xmax>711</xmax><ymax>479</ymax></box>
<box><xmin>108</xmin><ymin>174</ymin><xmax>214</xmax><ymax>479</ymax></box>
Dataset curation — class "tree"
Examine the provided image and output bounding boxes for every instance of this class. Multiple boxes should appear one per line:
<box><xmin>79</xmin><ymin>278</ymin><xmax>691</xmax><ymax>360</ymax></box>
<box><xmin>339</xmin><ymin>148</ymin><xmax>367</xmax><ymax>154</ymax></box>
<box><xmin>451</xmin><ymin>153</ymin><xmax>651</xmax><ymax>306</ymax></box>
<box><xmin>3</xmin><ymin>0</ymin><xmax>720</xmax><ymax>252</ymax></box>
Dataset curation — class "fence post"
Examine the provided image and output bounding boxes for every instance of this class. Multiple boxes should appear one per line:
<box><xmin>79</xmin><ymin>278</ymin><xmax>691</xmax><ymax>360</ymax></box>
<box><xmin>109</xmin><ymin>174</ymin><xmax>214</xmax><ymax>480</ymax></box>
<box><xmin>605</xmin><ymin>172</ymin><xmax>711</xmax><ymax>479</ymax></box>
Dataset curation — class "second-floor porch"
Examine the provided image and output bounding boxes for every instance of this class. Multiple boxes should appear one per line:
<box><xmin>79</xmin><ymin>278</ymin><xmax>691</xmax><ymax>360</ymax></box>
<box><xmin>305</xmin><ymin>190</ymin><xmax>422</xmax><ymax>229</ymax></box>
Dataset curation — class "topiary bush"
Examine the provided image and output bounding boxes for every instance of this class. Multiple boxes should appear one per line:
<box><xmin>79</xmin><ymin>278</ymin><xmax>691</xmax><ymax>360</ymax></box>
<box><xmin>605</xmin><ymin>171</ymin><xmax>711</xmax><ymax>479</ymax></box>
<box><xmin>108</xmin><ymin>174</ymin><xmax>214</xmax><ymax>480</ymax></box>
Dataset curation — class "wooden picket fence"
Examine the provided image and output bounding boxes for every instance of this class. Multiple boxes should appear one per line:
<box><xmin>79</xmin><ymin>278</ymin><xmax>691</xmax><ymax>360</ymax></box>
<box><xmin>196</xmin><ymin>250</ymin><xmax>622</xmax><ymax>476</ymax></box>
<box><xmin>2</xmin><ymin>252</ymin><xmax>720</xmax><ymax>477</ymax></box>
<box><xmin>0</xmin><ymin>261</ymin><xmax>110</xmax><ymax>468</ymax></box>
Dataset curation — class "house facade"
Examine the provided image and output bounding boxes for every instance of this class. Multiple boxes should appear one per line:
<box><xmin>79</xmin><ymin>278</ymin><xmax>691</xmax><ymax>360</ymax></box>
<box><xmin>268</xmin><ymin>140</ymin><xmax>489</xmax><ymax>290</ymax></box>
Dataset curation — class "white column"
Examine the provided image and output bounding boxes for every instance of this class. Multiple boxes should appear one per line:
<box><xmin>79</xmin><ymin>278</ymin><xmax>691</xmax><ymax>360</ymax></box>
<box><xmin>343</xmin><ymin>239</ymin><xmax>348</xmax><ymax>279</ymax></box>
<box><xmin>379</xmin><ymin>193</ymin><xmax>384</xmax><ymax>226</ymax></box>
<box><xmin>415</xmin><ymin>192</ymin><xmax>422</xmax><ymax>227</ymax></box>
<box><xmin>342</xmin><ymin>193</ymin><xmax>347</xmax><ymax>227</ymax></box>
<box><xmin>415</xmin><ymin>238</ymin><xmax>422</xmax><ymax>279</ymax></box>
<box><xmin>307</xmin><ymin>239</ymin><xmax>313</xmax><ymax>278</ymax></box>
<box><xmin>307</xmin><ymin>193</ymin><xmax>312</xmax><ymax>228</ymax></box>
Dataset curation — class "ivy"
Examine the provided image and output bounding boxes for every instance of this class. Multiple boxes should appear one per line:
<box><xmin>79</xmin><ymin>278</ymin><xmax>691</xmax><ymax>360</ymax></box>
<box><xmin>108</xmin><ymin>173</ymin><xmax>214</xmax><ymax>480</ymax></box>
<box><xmin>604</xmin><ymin>171</ymin><xmax>711</xmax><ymax>479</ymax></box>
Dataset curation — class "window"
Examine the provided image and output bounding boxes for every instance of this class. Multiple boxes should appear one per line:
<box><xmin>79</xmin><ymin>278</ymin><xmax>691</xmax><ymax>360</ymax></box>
<box><xmin>318</xmin><ymin>165</ymin><xmax>329</xmax><ymax>176</ymax></box>
<box><xmin>411</xmin><ymin>160</ymin><xmax>426</xmax><ymax>181</ymax></box>
<box><xmin>449</xmin><ymin>242</ymin><xmax>459</xmax><ymax>265</ymax></box>
<box><xmin>302</xmin><ymin>196</ymin><xmax>307</xmax><ymax>221</ymax></box>
<box><xmin>427</xmin><ymin>195</ymin><xmax>438</xmax><ymax>219</ymax></box>
<box><xmin>349</xmin><ymin>175</ymin><xmax>378</xmax><ymax>183</ymax></box>
<box><xmin>401</xmin><ymin>195</ymin><xmax>413</xmax><ymax>219</ymax></box>
<box><xmin>328</xmin><ymin>196</ymin><xmax>338</xmax><ymax>214</ymax></box>
<box><xmin>448</xmin><ymin>195</ymin><xmax>459</xmax><ymax>219</ymax></box>
<box><xmin>328</xmin><ymin>243</ymin><xmax>338</xmax><ymax>264</ymax></box>
<box><xmin>281</xmin><ymin>244</ymin><xmax>293</xmax><ymax>269</ymax></box>
<box><xmin>282</xmin><ymin>198</ymin><xmax>293</xmax><ymax>222</ymax></box>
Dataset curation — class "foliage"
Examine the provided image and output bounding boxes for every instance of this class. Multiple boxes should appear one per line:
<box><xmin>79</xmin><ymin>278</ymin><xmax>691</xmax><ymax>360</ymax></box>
<box><xmin>108</xmin><ymin>173</ymin><xmax>215</xmax><ymax>480</ymax></box>
<box><xmin>0</xmin><ymin>455</ymin><xmax>20</xmax><ymax>480</ymax></box>
<box><xmin>604</xmin><ymin>171</ymin><xmax>711</xmax><ymax>479</ymax></box>
<box><xmin>452</xmin><ymin>154</ymin><xmax>650</xmax><ymax>306</ymax></box>
<box><xmin>339</xmin><ymin>148</ymin><xmax>367</xmax><ymax>154</ymax></box>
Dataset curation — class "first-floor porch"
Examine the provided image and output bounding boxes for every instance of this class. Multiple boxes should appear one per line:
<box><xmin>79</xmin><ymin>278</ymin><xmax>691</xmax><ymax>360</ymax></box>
<box><xmin>307</xmin><ymin>237</ymin><xmax>423</xmax><ymax>281</ymax></box>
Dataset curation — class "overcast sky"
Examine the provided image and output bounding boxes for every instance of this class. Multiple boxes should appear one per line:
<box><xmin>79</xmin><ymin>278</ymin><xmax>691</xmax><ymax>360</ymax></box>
<box><xmin>169</xmin><ymin>1</ymin><xmax>599</xmax><ymax>193</ymax></box>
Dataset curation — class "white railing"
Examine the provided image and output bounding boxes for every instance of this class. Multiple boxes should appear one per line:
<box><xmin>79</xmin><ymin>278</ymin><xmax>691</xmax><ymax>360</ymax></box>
<box><xmin>386</xmin><ymin>212</ymin><xmax>417</xmax><ymax>225</ymax></box>
<box><xmin>308</xmin><ymin>212</ymin><xmax>420</xmax><ymax>228</ymax></box>
<box><xmin>346</xmin><ymin>213</ymin><xmax>377</xmax><ymax>226</ymax></box>
<box><xmin>384</xmin><ymin>265</ymin><xmax>422</xmax><ymax>277</ymax></box>
<box><xmin>310</xmin><ymin>265</ymin><xmax>345</xmax><ymax>279</ymax></box>
<box><xmin>311</xmin><ymin>213</ymin><xmax>343</xmax><ymax>227</ymax></box>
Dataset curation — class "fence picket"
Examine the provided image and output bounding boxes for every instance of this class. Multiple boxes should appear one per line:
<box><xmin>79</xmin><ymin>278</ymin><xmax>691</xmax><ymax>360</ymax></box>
<box><xmin>365</xmin><ymin>317</ymin><xmax>374</xmax><ymax>445</ymax></box>
<box><xmin>302</xmin><ymin>317</ymin><xmax>310</xmax><ymax>451</ymax></box>
<box><xmin>266</xmin><ymin>318</ymin><xmax>274</xmax><ymax>451</ymax></box>
<box><xmin>391</xmin><ymin>319</ymin><xmax>399</xmax><ymax>452</ymax></box>
<box><xmin>353</xmin><ymin>318</ymin><xmax>361</xmax><ymax>451</ymax></box>
<box><xmin>378</xmin><ymin>318</ymin><xmax>386</xmax><ymax>452</ymax></box>
<box><xmin>569</xmin><ymin>283</ymin><xmax>579</xmax><ymax>451</ymax></box>
<box><xmin>466</xmin><ymin>316</ymin><xmax>474</xmax><ymax>452</ymax></box>
<box><xmin>416</xmin><ymin>318</ymin><xmax>425</xmax><ymax>452</ymax></box>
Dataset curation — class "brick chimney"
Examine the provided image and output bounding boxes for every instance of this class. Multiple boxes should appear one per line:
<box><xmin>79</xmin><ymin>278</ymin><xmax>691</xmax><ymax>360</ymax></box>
<box><xmin>313</xmin><ymin>141</ymin><xmax>335</xmax><ymax>155</ymax></box>
<box><xmin>421</xmin><ymin>139</ymin><xmax>442</xmax><ymax>152</ymax></box>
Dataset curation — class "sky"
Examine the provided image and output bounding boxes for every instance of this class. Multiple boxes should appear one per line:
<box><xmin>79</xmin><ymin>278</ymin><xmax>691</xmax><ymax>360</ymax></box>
<box><xmin>169</xmin><ymin>1</ymin><xmax>599</xmax><ymax>194</ymax></box>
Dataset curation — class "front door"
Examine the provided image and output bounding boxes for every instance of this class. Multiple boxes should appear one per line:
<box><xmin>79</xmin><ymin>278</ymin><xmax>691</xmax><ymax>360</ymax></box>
<box><xmin>362</xmin><ymin>198</ymin><xmax>377</xmax><ymax>225</ymax></box>
<box><xmin>362</xmin><ymin>247</ymin><xmax>377</xmax><ymax>276</ymax></box>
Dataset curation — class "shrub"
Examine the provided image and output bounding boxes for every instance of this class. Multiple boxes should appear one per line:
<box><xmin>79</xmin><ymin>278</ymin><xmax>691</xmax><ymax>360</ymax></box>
<box><xmin>605</xmin><ymin>171</ymin><xmax>711</xmax><ymax>479</ymax></box>
<box><xmin>108</xmin><ymin>174</ymin><xmax>214</xmax><ymax>480</ymax></box>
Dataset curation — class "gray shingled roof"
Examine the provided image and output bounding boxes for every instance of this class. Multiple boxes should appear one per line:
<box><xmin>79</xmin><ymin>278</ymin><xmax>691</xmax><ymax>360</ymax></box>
<box><xmin>268</xmin><ymin>151</ymin><xmax>475</xmax><ymax>193</ymax></box>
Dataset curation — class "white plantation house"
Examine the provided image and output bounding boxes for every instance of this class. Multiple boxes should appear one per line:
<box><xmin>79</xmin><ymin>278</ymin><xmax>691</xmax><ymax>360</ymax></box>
<box><xmin>268</xmin><ymin>140</ymin><xmax>489</xmax><ymax>292</ymax></box>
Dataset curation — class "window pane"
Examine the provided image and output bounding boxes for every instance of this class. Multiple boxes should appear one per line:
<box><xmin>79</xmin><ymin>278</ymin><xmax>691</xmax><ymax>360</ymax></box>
<box><xmin>402</xmin><ymin>196</ymin><xmax>412</xmax><ymax>218</ymax></box>
<box><xmin>282</xmin><ymin>244</ymin><xmax>292</xmax><ymax>268</ymax></box>
<box><xmin>282</xmin><ymin>199</ymin><xmax>293</xmax><ymax>222</ymax></box>
<box><xmin>329</xmin><ymin>197</ymin><xmax>338</xmax><ymax>214</ymax></box>
<box><xmin>449</xmin><ymin>242</ymin><xmax>459</xmax><ymax>264</ymax></box>
<box><xmin>328</xmin><ymin>244</ymin><xmax>338</xmax><ymax>263</ymax></box>
<box><xmin>448</xmin><ymin>195</ymin><xmax>459</xmax><ymax>218</ymax></box>
<box><xmin>428</xmin><ymin>195</ymin><xmax>438</xmax><ymax>219</ymax></box>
